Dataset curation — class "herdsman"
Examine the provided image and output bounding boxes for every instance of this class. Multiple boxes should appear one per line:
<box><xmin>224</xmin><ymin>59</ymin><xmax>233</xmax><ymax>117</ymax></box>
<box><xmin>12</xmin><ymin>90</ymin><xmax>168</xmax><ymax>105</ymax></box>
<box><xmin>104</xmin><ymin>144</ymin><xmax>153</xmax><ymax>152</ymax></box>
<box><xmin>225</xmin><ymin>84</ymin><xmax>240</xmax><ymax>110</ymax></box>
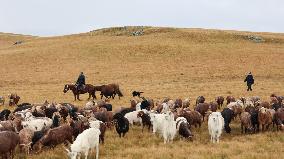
<box><xmin>244</xmin><ymin>72</ymin><xmax>254</xmax><ymax>91</ymax></box>
<box><xmin>76</xmin><ymin>72</ymin><xmax>86</xmax><ymax>91</ymax></box>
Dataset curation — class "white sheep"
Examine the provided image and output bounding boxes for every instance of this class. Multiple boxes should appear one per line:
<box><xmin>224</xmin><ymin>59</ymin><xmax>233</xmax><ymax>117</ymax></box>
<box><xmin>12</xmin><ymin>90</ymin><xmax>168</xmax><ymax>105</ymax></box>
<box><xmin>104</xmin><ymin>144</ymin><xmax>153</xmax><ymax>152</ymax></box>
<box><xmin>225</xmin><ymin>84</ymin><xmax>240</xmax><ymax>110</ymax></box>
<box><xmin>21</xmin><ymin>117</ymin><xmax>52</xmax><ymax>132</ymax></box>
<box><xmin>152</xmin><ymin>111</ymin><xmax>176</xmax><ymax>144</ymax></box>
<box><xmin>89</xmin><ymin>120</ymin><xmax>103</xmax><ymax>129</ymax></box>
<box><xmin>66</xmin><ymin>128</ymin><xmax>101</xmax><ymax>159</ymax></box>
<box><xmin>124</xmin><ymin>110</ymin><xmax>142</xmax><ymax>126</ymax></box>
<box><xmin>161</xmin><ymin>103</ymin><xmax>170</xmax><ymax>113</ymax></box>
<box><xmin>208</xmin><ymin>112</ymin><xmax>224</xmax><ymax>143</ymax></box>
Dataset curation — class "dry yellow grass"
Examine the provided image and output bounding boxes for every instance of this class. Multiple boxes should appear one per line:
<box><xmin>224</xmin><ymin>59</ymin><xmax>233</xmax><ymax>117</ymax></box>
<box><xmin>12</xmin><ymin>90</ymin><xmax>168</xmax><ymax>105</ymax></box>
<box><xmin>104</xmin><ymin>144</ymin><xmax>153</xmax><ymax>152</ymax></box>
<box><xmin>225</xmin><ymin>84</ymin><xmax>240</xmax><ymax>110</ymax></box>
<box><xmin>0</xmin><ymin>27</ymin><xmax>284</xmax><ymax>159</ymax></box>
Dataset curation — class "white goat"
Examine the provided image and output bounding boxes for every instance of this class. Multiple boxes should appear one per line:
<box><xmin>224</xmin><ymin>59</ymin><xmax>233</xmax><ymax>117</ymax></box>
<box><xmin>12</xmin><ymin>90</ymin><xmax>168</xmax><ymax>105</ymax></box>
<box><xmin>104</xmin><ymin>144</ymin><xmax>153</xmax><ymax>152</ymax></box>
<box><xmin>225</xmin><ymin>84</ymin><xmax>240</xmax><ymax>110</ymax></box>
<box><xmin>208</xmin><ymin>112</ymin><xmax>224</xmax><ymax>143</ymax></box>
<box><xmin>66</xmin><ymin>128</ymin><xmax>101</xmax><ymax>159</ymax></box>
<box><xmin>124</xmin><ymin>110</ymin><xmax>142</xmax><ymax>126</ymax></box>
<box><xmin>152</xmin><ymin>111</ymin><xmax>176</xmax><ymax>144</ymax></box>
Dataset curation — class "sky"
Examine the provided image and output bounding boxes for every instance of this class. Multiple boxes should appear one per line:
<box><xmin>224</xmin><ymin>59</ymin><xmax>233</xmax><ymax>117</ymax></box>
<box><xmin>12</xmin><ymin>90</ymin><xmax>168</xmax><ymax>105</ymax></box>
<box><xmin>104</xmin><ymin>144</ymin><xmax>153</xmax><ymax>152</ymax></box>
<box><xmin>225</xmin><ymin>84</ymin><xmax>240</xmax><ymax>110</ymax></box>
<box><xmin>0</xmin><ymin>0</ymin><xmax>283</xmax><ymax>36</ymax></box>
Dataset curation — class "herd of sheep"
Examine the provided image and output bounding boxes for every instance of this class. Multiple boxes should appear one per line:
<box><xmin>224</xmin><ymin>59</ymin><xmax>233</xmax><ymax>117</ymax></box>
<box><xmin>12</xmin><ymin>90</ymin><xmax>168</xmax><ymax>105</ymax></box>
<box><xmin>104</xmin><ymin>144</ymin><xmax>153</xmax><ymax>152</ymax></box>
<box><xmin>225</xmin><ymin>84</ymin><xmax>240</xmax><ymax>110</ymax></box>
<box><xmin>0</xmin><ymin>93</ymin><xmax>284</xmax><ymax>159</ymax></box>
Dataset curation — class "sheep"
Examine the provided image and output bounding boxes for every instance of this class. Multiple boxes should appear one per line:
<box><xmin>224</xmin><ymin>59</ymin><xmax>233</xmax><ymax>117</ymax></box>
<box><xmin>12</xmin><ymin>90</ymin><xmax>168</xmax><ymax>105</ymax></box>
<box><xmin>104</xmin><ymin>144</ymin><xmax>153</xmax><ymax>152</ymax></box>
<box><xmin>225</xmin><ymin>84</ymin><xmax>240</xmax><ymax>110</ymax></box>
<box><xmin>177</xmin><ymin>109</ymin><xmax>202</xmax><ymax>128</ymax></box>
<box><xmin>226</xmin><ymin>96</ymin><xmax>236</xmax><ymax>104</ymax></box>
<box><xmin>167</xmin><ymin>100</ymin><xmax>175</xmax><ymax>110</ymax></box>
<box><xmin>137</xmin><ymin>110</ymin><xmax>152</xmax><ymax>132</ymax></box>
<box><xmin>274</xmin><ymin>108</ymin><xmax>284</xmax><ymax>131</ymax></box>
<box><xmin>240</xmin><ymin>112</ymin><xmax>253</xmax><ymax>134</ymax></box>
<box><xmin>124</xmin><ymin>110</ymin><xmax>142</xmax><ymax>126</ymax></box>
<box><xmin>227</xmin><ymin>100</ymin><xmax>244</xmax><ymax>119</ymax></box>
<box><xmin>19</xmin><ymin>128</ymin><xmax>34</xmax><ymax>155</ymax></box>
<box><xmin>209</xmin><ymin>102</ymin><xmax>218</xmax><ymax>112</ymax></box>
<box><xmin>151</xmin><ymin>111</ymin><xmax>176</xmax><ymax>144</ymax></box>
<box><xmin>0</xmin><ymin>117</ymin><xmax>22</xmax><ymax>133</ymax></box>
<box><xmin>135</xmin><ymin>102</ymin><xmax>142</xmax><ymax>111</ymax></box>
<box><xmin>0</xmin><ymin>109</ymin><xmax>11</xmax><ymax>121</ymax></box>
<box><xmin>161</xmin><ymin>103</ymin><xmax>170</xmax><ymax>113</ymax></box>
<box><xmin>258</xmin><ymin>107</ymin><xmax>273</xmax><ymax>132</ymax></box>
<box><xmin>33</xmin><ymin>124</ymin><xmax>73</xmax><ymax>151</ymax></box>
<box><xmin>162</xmin><ymin>112</ymin><xmax>176</xmax><ymax>144</ymax></box>
<box><xmin>182</xmin><ymin>98</ymin><xmax>190</xmax><ymax>108</ymax></box>
<box><xmin>70</xmin><ymin>120</ymin><xmax>89</xmax><ymax>140</ymax></box>
<box><xmin>215</xmin><ymin>96</ymin><xmax>224</xmax><ymax>109</ymax></box>
<box><xmin>195</xmin><ymin>103</ymin><xmax>210</xmax><ymax>121</ymax></box>
<box><xmin>113</xmin><ymin>113</ymin><xmax>129</xmax><ymax>137</ymax></box>
<box><xmin>176</xmin><ymin>117</ymin><xmax>193</xmax><ymax>140</ymax></box>
<box><xmin>85</xmin><ymin>100</ymin><xmax>96</xmax><ymax>110</ymax></box>
<box><xmin>89</xmin><ymin>120</ymin><xmax>107</xmax><ymax>144</ymax></box>
<box><xmin>66</xmin><ymin>128</ymin><xmax>101</xmax><ymax>159</ymax></box>
<box><xmin>174</xmin><ymin>98</ymin><xmax>183</xmax><ymax>109</ymax></box>
<box><xmin>0</xmin><ymin>131</ymin><xmax>20</xmax><ymax>159</ymax></box>
<box><xmin>208</xmin><ymin>112</ymin><xmax>224</xmax><ymax>143</ymax></box>
<box><xmin>196</xmin><ymin>96</ymin><xmax>205</xmax><ymax>105</ymax></box>
<box><xmin>130</xmin><ymin>99</ymin><xmax>139</xmax><ymax>109</ymax></box>
<box><xmin>22</xmin><ymin>117</ymin><xmax>52</xmax><ymax>132</ymax></box>
<box><xmin>221</xmin><ymin>108</ymin><xmax>234</xmax><ymax>133</ymax></box>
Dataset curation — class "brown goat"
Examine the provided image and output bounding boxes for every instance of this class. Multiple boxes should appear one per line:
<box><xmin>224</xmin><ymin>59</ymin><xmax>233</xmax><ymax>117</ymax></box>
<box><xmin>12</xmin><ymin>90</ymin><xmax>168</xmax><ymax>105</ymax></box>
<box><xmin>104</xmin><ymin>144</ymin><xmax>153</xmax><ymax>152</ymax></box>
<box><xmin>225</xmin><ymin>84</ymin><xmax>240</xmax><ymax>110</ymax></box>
<box><xmin>174</xmin><ymin>98</ymin><xmax>183</xmax><ymax>109</ymax></box>
<box><xmin>33</xmin><ymin>124</ymin><xmax>73</xmax><ymax>151</ymax></box>
<box><xmin>274</xmin><ymin>108</ymin><xmax>284</xmax><ymax>131</ymax></box>
<box><xmin>215</xmin><ymin>96</ymin><xmax>224</xmax><ymax>109</ymax></box>
<box><xmin>258</xmin><ymin>107</ymin><xmax>273</xmax><ymax>132</ymax></box>
<box><xmin>240</xmin><ymin>112</ymin><xmax>253</xmax><ymax>134</ymax></box>
<box><xmin>19</xmin><ymin>128</ymin><xmax>34</xmax><ymax>155</ymax></box>
<box><xmin>209</xmin><ymin>102</ymin><xmax>218</xmax><ymax>112</ymax></box>
<box><xmin>137</xmin><ymin>111</ymin><xmax>152</xmax><ymax>132</ymax></box>
<box><xmin>195</xmin><ymin>103</ymin><xmax>210</xmax><ymax>121</ymax></box>
<box><xmin>226</xmin><ymin>96</ymin><xmax>236</xmax><ymax>105</ymax></box>
<box><xmin>178</xmin><ymin>109</ymin><xmax>202</xmax><ymax>128</ymax></box>
<box><xmin>0</xmin><ymin>131</ymin><xmax>20</xmax><ymax>159</ymax></box>
<box><xmin>259</xmin><ymin>101</ymin><xmax>270</xmax><ymax>109</ymax></box>
<box><xmin>8</xmin><ymin>93</ymin><xmax>20</xmax><ymax>106</ymax></box>
<box><xmin>99</xmin><ymin>122</ymin><xmax>107</xmax><ymax>144</ymax></box>
<box><xmin>130</xmin><ymin>99</ymin><xmax>139</xmax><ymax>108</ymax></box>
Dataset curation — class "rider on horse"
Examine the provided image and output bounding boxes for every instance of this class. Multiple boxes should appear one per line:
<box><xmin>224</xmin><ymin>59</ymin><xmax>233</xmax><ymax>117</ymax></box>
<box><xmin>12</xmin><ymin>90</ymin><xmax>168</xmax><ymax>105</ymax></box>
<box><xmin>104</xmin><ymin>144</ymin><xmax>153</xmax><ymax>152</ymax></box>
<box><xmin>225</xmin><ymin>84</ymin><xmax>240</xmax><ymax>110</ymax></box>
<box><xmin>76</xmin><ymin>72</ymin><xmax>86</xmax><ymax>91</ymax></box>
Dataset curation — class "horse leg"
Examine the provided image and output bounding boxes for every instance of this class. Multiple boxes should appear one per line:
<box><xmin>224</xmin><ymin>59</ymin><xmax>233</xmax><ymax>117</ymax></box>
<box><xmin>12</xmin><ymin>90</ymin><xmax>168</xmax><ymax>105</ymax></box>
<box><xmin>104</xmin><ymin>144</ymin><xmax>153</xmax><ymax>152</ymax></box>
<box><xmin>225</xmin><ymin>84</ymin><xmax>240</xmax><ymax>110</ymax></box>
<box><xmin>77</xmin><ymin>94</ymin><xmax>81</xmax><ymax>101</ymax></box>
<box><xmin>88</xmin><ymin>93</ymin><xmax>90</xmax><ymax>100</ymax></box>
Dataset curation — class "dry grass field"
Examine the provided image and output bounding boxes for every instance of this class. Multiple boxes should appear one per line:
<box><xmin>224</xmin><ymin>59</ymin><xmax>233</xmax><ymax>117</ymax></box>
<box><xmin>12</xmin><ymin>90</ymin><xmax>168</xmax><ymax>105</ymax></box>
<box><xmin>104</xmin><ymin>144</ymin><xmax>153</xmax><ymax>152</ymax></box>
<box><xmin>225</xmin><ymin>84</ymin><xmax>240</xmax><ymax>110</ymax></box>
<box><xmin>0</xmin><ymin>26</ymin><xmax>284</xmax><ymax>159</ymax></box>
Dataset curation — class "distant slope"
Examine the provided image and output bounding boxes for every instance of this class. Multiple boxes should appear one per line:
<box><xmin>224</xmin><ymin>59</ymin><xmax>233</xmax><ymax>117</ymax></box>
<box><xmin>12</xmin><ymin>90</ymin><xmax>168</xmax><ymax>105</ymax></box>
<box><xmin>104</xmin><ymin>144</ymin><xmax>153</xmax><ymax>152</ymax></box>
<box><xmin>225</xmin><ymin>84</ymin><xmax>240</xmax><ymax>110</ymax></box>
<box><xmin>0</xmin><ymin>27</ymin><xmax>284</xmax><ymax>103</ymax></box>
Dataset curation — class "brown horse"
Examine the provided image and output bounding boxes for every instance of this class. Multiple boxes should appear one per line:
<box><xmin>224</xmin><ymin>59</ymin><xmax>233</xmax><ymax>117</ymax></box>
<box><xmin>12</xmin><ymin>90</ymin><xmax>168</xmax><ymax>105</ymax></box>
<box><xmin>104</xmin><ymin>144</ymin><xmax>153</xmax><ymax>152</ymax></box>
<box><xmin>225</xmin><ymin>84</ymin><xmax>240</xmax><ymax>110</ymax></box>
<box><xmin>63</xmin><ymin>84</ymin><xmax>96</xmax><ymax>101</ymax></box>
<box><xmin>95</xmin><ymin>83</ymin><xmax>123</xmax><ymax>100</ymax></box>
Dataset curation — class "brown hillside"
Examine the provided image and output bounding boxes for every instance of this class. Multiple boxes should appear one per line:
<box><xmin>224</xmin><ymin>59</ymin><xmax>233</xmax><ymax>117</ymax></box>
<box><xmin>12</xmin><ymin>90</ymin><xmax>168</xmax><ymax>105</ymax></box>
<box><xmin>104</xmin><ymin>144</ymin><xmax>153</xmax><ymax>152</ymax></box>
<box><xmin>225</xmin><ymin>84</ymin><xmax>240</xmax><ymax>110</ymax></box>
<box><xmin>0</xmin><ymin>27</ymin><xmax>283</xmax><ymax>159</ymax></box>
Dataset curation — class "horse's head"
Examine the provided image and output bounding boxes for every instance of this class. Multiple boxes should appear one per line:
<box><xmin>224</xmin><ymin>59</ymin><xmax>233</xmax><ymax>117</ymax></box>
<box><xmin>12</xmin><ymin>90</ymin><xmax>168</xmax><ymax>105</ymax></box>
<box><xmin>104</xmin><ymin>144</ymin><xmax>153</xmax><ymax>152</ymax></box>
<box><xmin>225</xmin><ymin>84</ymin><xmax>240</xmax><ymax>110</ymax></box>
<box><xmin>63</xmin><ymin>84</ymin><xmax>70</xmax><ymax>93</ymax></box>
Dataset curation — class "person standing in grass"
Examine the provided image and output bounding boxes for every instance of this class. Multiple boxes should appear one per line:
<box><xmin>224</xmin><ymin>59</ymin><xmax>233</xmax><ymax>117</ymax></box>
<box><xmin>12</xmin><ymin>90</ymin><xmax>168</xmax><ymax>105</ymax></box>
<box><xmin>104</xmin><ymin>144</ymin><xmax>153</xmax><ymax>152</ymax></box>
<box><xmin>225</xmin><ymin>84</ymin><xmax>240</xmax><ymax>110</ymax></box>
<box><xmin>244</xmin><ymin>72</ymin><xmax>254</xmax><ymax>91</ymax></box>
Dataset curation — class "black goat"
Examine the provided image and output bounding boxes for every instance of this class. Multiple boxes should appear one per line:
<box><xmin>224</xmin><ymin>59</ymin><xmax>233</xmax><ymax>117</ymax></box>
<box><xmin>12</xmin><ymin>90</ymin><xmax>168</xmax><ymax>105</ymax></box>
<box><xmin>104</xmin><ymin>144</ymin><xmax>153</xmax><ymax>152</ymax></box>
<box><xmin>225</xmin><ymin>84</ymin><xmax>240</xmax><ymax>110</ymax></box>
<box><xmin>113</xmin><ymin>113</ymin><xmax>129</xmax><ymax>137</ymax></box>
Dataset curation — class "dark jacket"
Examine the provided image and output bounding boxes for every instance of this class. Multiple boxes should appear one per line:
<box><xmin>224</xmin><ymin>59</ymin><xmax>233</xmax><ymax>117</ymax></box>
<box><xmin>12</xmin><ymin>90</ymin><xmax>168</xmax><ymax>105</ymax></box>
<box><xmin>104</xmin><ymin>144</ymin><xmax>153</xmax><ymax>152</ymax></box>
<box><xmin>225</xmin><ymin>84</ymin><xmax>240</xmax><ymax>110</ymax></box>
<box><xmin>244</xmin><ymin>74</ymin><xmax>254</xmax><ymax>85</ymax></box>
<box><xmin>76</xmin><ymin>74</ymin><xmax>85</xmax><ymax>85</ymax></box>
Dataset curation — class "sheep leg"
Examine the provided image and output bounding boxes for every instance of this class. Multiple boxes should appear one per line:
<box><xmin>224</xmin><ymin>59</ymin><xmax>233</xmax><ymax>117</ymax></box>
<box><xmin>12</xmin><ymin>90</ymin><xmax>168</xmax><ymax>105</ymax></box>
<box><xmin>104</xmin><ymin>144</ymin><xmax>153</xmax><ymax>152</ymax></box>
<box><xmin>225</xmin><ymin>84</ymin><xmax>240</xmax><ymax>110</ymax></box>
<box><xmin>241</xmin><ymin>124</ymin><xmax>244</xmax><ymax>133</ymax></box>
<box><xmin>96</xmin><ymin>144</ymin><xmax>99</xmax><ymax>159</ymax></box>
<box><xmin>84</xmin><ymin>149</ymin><xmax>89</xmax><ymax>159</ymax></box>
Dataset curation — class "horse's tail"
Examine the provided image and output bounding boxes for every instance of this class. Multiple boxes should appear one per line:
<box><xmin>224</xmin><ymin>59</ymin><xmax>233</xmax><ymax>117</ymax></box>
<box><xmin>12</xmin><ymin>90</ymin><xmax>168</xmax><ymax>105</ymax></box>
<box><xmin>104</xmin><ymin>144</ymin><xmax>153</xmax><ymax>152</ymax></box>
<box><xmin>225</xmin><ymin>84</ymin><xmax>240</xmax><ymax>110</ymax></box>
<box><xmin>113</xmin><ymin>84</ymin><xmax>123</xmax><ymax>97</ymax></box>
<box><xmin>117</xmin><ymin>88</ymin><xmax>123</xmax><ymax>97</ymax></box>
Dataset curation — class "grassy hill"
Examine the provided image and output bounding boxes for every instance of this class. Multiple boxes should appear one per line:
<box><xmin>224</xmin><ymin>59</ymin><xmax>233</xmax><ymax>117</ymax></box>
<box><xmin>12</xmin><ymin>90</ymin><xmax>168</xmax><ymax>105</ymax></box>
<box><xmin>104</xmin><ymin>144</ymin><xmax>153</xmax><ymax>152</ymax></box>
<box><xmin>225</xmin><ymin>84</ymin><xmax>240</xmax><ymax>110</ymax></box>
<box><xmin>0</xmin><ymin>27</ymin><xmax>284</xmax><ymax>159</ymax></box>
